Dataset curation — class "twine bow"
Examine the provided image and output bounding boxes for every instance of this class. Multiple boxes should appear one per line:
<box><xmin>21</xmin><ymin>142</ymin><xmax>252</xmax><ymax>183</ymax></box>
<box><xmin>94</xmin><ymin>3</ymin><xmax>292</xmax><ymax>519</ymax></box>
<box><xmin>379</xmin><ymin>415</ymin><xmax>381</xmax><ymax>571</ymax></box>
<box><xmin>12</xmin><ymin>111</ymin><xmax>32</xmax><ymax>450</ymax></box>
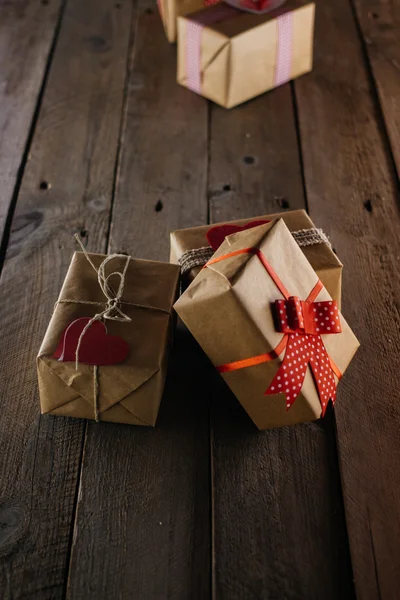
<box><xmin>73</xmin><ymin>234</ymin><xmax>131</xmax><ymax>370</ymax></box>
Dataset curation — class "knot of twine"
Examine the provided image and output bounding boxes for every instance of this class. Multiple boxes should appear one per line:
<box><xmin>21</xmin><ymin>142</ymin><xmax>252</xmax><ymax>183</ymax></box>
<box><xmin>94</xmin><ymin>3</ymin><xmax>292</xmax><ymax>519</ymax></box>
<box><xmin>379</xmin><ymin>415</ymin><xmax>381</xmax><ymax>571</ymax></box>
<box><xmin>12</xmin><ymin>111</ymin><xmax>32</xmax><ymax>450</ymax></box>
<box><xmin>73</xmin><ymin>234</ymin><xmax>132</xmax><ymax>372</ymax></box>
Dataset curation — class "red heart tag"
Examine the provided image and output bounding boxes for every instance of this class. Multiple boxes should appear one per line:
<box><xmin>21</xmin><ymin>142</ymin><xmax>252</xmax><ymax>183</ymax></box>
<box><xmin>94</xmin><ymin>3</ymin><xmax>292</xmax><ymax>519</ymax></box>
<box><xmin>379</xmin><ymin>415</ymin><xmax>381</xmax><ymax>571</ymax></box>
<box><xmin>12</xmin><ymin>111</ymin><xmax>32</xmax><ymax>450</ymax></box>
<box><xmin>206</xmin><ymin>220</ymin><xmax>270</xmax><ymax>251</ymax></box>
<box><xmin>53</xmin><ymin>317</ymin><xmax>129</xmax><ymax>366</ymax></box>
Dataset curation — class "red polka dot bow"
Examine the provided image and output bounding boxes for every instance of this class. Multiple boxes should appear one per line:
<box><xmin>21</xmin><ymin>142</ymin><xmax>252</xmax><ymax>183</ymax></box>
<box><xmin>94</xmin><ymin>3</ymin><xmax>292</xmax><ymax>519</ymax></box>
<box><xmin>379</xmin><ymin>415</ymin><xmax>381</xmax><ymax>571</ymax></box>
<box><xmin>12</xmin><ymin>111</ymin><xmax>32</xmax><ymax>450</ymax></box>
<box><xmin>265</xmin><ymin>297</ymin><xmax>342</xmax><ymax>414</ymax></box>
<box><xmin>276</xmin><ymin>296</ymin><xmax>341</xmax><ymax>335</ymax></box>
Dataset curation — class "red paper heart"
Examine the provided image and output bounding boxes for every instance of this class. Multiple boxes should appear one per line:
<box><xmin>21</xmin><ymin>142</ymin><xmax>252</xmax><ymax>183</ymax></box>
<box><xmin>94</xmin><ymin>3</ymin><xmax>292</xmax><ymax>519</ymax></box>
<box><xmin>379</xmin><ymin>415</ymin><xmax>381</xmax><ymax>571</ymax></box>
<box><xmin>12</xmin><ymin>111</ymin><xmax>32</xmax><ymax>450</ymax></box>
<box><xmin>53</xmin><ymin>317</ymin><xmax>129</xmax><ymax>366</ymax></box>
<box><xmin>206</xmin><ymin>220</ymin><xmax>270</xmax><ymax>250</ymax></box>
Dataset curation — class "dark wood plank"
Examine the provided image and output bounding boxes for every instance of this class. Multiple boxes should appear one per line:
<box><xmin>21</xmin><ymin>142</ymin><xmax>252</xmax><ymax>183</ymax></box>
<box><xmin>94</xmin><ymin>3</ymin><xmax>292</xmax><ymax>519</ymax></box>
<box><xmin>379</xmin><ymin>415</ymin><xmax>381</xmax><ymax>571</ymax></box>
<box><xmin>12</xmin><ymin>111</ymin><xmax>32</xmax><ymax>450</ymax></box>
<box><xmin>0</xmin><ymin>0</ymin><xmax>64</xmax><ymax>247</ymax></box>
<box><xmin>66</xmin><ymin>4</ymin><xmax>211</xmax><ymax>598</ymax></box>
<box><xmin>0</xmin><ymin>0</ymin><xmax>133</xmax><ymax>597</ymax></box>
<box><xmin>209</xmin><ymin>88</ymin><xmax>305</xmax><ymax>219</ymax></box>
<box><xmin>351</xmin><ymin>0</ymin><xmax>400</xmax><ymax>178</ymax></box>
<box><xmin>108</xmin><ymin>10</ymin><xmax>209</xmax><ymax>259</ymax></box>
<box><xmin>294</xmin><ymin>0</ymin><xmax>400</xmax><ymax>598</ymax></box>
<box><xmin>208</xmin><ymin>90</ymin><xmax>355</xmax><ymax>598</ymax></box>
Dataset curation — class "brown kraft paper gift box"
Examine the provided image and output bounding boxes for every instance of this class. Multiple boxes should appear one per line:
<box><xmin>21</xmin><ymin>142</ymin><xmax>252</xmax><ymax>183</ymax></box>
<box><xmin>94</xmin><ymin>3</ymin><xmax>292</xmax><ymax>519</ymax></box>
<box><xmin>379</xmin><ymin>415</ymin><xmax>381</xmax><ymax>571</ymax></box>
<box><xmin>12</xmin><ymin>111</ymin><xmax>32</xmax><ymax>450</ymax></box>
<box><xmin>177</xmin><ymin>0</ymin><xmax>315</xmax><ymax>108</ymax></box>
<box><xmin>37</xmin><ymin>250</ymin><xmax>180</xmax><ymax>426</ymax></box>
<box><xmin>170</xmin><ymin>209</ymin><xmax>343</xmax><ymax>307</ymax></box>
<box><xmin>175</xmin><ymin>220</ymin><xmax>359</xmax><ymax>430</ymax></box>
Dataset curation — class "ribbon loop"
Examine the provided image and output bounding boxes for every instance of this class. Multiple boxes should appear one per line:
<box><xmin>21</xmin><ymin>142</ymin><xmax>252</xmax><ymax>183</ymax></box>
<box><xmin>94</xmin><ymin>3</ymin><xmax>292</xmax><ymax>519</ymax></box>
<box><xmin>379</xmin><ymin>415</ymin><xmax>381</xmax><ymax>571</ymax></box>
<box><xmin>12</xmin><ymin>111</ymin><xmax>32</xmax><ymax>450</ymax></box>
<box><xmin>276</xmin><ymin>298</ymin><xmax>341</xmax><ymax>336</ymax></box>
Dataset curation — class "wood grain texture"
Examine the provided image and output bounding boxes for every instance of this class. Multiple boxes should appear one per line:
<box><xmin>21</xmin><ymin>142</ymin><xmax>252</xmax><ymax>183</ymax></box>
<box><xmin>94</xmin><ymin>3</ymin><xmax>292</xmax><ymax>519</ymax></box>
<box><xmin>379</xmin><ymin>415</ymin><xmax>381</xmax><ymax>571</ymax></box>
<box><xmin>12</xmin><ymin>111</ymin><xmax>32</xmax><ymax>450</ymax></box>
<box><xmin>0</xmin><ymin>0</ymin><xmax>64</xmax><ymax>244</ymax></box>
<box><xmin>294</xmin><ymin>0</ymin><xmax>400</xmax><ymax>598</ymax></box>
<box><xmin>108</xmin><ymin>1</ymin><xmax>208</xmax><ymax>261</ymax></box>
<box><xmin>66</xmin><ymin>4</ymin><xmax>211</xmax><ymax>598</ymax></box>
<box><xmin>351</xmin><ymin>0</ymin><xmax>400</xmax><ymax>178</ymax></box>
<box><xmin>208</xmin><ymin>89</ymin><xmax>355</xmax><ymax>598</ymax></box>
<box><xmin>0</xmin><ymin>0</ymin><xmax>133</xmax><ymax>597</ymax></box>
<box><xmin>209</xmin><ymin>86</ymin><xmax>305</xmax><ymax>222</ymax></box>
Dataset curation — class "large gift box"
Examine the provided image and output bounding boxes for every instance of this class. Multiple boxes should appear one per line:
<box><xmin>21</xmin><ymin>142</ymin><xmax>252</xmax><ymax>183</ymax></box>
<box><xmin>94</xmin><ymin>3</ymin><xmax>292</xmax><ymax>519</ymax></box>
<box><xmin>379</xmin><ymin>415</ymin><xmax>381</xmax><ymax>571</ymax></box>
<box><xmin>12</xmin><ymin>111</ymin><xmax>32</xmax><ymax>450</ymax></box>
<box><xmin>170</xmin><ymin>209</ymin><xmax>343</xmax><ymax>307</ymax></box>
<box><xmin>175</xmin><ymin>220</ymin><xmax>359</xmax><ymax>430</ymax></box>
<box><xmin>37</xmin><ymin>247</ymin><xmax>180</xmax><ymax>426</ymax></box>
<box><xmin>177</xmin><ymin>0</ymin><xmax>315</xmax><ymax>108</ymax></box>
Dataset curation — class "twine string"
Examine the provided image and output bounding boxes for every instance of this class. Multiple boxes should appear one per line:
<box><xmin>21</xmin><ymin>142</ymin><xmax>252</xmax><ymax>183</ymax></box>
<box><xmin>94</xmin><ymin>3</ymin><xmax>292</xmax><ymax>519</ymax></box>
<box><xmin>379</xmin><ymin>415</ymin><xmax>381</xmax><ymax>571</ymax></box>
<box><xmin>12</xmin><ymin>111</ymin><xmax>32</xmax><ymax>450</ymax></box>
<box><xmin>72</xmin><ymin>234</ymin><xmax>132</xmax><ymax>371</ymax></box>
<box><xmin>73</xmin><ymin>235</ymin><xmax>132</xmax><ymax>423</ymax></box>
<box><xmin>55</xmin><ymin>235</ymin><xmax>135</xmax><ymax>422</ymax></box>
<box><xmin>93</xmin><ymin>365</ymin><xmax>99</xmax><ymax>423</ymax></box>
<box><xmin>178</xmin><ymin>227</ymin><xmax>332</xmax><ymax>275</ymax></box>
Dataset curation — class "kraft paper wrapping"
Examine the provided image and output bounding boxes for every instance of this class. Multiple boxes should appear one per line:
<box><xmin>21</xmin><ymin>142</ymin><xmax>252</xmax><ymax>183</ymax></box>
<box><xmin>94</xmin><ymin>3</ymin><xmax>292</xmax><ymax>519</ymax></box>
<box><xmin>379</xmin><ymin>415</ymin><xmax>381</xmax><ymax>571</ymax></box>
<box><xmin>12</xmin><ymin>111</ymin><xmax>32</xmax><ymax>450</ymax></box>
<box><xmin>177</xmin><ymin>0</ymin><xmax>315</xmax><ymax>108</ymax></box>
<box><xmin>175</xmin><ymin>220</ymin><xmax>359</xmax><ymax>430</ymax></box>
<box><xmin>159</xmin><ymin>0</ymin><xmax>212</xmax><ymax>42</ymax></box>
<box><xmin>37</xmin><ymin>252</ymin><xmax>180</xmax><ymax>426</ymax></box>
<box><xmin>170</xmin><ymin>209</ymin><xmax>343</xmax><ymax>307</ymax></box>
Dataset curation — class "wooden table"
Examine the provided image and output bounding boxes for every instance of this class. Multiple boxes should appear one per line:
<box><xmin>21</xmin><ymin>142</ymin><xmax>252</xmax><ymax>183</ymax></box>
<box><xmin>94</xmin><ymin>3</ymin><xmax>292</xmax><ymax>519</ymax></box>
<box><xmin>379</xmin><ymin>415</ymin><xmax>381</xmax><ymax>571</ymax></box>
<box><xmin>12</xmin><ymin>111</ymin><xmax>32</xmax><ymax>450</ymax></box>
<box><xmin>0</xmin><ymin>1</ymin><xmax>399</xmax><ymax>598</ymax></box>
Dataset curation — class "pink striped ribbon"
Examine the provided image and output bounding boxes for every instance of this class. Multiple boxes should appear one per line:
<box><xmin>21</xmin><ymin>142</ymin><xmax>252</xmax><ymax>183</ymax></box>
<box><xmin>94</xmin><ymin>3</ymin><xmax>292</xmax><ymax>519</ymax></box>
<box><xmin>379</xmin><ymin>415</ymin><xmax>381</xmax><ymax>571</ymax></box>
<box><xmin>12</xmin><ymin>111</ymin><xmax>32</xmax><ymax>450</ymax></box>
<box><xmin>185</xmin><ymin>6</ymin><xmax>293</xmax><ymax>95</ymax></box>
<box><xmin>274</xmin><ymin>12</ymin><xmax>293</xmax><ymax>85</ymax></box>
<box><xmin>185</xmin><ymin>4</ymin><xmax>239</xmax><ymax>94</ymax></box>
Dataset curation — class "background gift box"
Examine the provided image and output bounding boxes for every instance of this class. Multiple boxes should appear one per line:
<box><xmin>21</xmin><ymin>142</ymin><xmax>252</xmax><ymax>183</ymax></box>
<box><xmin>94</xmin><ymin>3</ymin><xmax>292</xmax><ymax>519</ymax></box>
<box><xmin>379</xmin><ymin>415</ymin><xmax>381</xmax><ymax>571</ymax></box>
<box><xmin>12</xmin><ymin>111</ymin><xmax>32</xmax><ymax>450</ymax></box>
<box><xmin>177</xmin><ymin>0</ymin><xmax>315</xmax><ymax>108</ymax></box>
<box><xmin>170</xmin><ymin>209</ymin><xmax>343</xmax><ymax>306</ymax></box>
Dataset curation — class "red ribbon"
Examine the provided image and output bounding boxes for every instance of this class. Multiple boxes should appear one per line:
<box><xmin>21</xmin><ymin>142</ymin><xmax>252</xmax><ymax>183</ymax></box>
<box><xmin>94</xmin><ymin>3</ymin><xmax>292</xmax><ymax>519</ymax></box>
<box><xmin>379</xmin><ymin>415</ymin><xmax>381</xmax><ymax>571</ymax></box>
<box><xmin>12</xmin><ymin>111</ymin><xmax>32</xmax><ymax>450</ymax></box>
<box><xmin>266</xmin><ymin>296</ymin><xmax>341</xmax><ymax>414</ymax></box>
<box><xmin>206</xmin><ymin>247</ymin><xmax>342</xmax><ymax>416</ymax></box>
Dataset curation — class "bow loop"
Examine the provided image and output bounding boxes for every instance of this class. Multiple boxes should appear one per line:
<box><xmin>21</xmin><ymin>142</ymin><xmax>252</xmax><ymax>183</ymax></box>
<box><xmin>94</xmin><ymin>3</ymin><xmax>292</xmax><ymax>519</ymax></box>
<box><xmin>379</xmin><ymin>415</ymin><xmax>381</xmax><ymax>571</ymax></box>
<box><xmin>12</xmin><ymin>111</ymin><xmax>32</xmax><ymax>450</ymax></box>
<box><xmin>275</xmin><ymin>298</ymin><xmax>341</xmax><ymax>336</ymax></box>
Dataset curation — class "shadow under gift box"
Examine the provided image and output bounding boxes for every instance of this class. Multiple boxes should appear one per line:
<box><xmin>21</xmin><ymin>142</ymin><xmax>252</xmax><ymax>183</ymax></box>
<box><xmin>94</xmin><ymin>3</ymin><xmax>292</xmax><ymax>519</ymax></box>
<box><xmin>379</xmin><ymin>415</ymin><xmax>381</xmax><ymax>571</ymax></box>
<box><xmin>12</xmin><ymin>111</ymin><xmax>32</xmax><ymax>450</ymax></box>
<box><xmin>174</xmin><ymin>219</ymin><xmax>359</xmax><ymax>430</ymax></box>
<box><xmin>177</xmin><ymin>0</ymin><xmax>315</xmax><ymax>108</ymax></box>
<box><xmin>37</xmin><ymin>252</ymin><xmax>180</xmax><ymax>426</ymax></box>
<box><xmin>170</xmin><ymin>209</ymin><xmax>343</xmax><ymax>308</ymax></box>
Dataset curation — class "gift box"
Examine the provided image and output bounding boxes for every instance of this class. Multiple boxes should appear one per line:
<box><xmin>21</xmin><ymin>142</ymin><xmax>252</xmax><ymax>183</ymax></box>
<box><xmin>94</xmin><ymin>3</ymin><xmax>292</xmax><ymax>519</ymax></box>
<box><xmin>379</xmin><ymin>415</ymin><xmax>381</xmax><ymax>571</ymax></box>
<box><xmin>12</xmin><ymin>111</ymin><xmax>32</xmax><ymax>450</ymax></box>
<box><xmin>177</xmin><ymin>0</ymin><xmax>315</xmax><ymax>108</ymax></box>
<box><xmin>157</xmin><ymin>0</ymin><xmax>219</xmax><ymax>43</ymax></box>
<box><xmin>170</xmin><ymin>209</ymin><xmax>343</xmax><ymax>307</ymax></box>
<box><xmin>37</xmin><ymin>246</ymin><xmax>180</xmax><ymax>426</ymax></box>
<box><xmin>174</xmin><ymin>220</ymin><xmax>359</xmax><ymax>430</ymax></box>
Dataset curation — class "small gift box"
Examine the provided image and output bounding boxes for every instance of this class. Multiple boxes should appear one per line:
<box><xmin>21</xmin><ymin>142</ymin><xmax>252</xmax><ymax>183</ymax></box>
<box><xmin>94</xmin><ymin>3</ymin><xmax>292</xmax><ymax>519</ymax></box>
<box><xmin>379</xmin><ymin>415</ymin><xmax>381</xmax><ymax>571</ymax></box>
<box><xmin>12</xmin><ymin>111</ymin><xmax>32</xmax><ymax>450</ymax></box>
<box><xmin>177</xmin><ymin>0</ymin><xmax>315</xmax><ymax>108</ymax></box>
<box><xmin>175</xmin><ymin>220</ymin><xmax>359</xmax><ymax>430</ymax></box>
<box><xmin>37</xmin><ymin>242</ymin><xmax>180</xmax><ymax>426</ymax></box>
<box><xmin>170</xmin><ymin>209</ymin><xmax>343</xmax><ymax>307</ymax></box>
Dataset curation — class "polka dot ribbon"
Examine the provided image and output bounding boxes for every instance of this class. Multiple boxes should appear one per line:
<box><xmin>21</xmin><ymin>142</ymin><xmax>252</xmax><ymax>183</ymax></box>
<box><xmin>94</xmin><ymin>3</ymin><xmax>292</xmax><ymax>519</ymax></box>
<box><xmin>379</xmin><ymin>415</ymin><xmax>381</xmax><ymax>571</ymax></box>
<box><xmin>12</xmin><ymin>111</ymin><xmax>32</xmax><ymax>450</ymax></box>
<box><xmin>266</xmin><ymin>297</ymin><xmax>341</xmax><ymax>414</ymax></box>
<box><xmin>206</xmin><ymin>247</ymin><xmax>343</xmax><ymax>416</ymax></box>
<box><xmin>276</xmin><ymin>296</ymin><xmax>341</xmax><ymax>336</ymax></box>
